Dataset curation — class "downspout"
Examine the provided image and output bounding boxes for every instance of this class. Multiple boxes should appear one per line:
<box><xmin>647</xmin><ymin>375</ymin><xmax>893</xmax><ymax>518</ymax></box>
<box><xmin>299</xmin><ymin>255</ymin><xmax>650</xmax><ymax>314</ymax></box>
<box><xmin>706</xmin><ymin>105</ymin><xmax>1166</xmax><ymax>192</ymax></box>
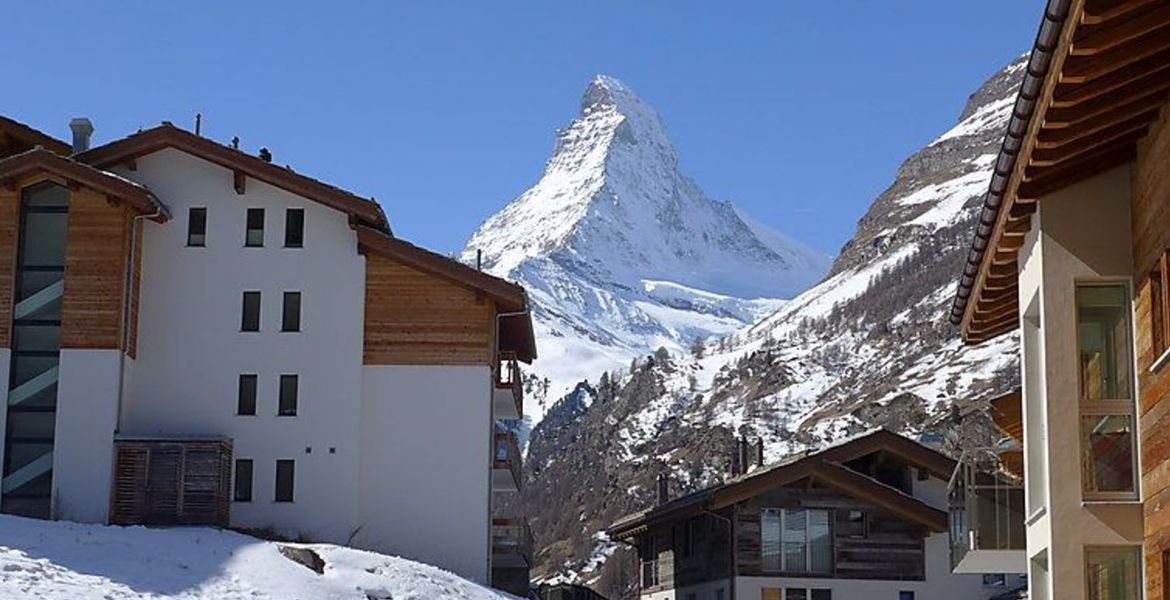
<box><xmin>703</xmin><ymin>508</ymin><xmax>735</xmax><ymax>600</ymax></box>
<box><xmin>116</xmin><ymin>204</ymin><xmax>163</xmax><ymax>433</ymax></box>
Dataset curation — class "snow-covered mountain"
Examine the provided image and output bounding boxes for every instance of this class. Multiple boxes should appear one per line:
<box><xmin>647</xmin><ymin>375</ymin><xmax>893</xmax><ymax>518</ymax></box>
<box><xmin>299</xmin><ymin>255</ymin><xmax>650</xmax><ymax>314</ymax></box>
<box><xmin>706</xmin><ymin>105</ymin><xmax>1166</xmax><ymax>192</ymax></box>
<box><xmin>513</xmin><ymin>57</ymin><xmax>1029</xmax><ymax>598</ymax></box>
<box><xmin>462</xmin><ymin>76</ymin><xmax>829</xmax><ymax>419</ymax></box>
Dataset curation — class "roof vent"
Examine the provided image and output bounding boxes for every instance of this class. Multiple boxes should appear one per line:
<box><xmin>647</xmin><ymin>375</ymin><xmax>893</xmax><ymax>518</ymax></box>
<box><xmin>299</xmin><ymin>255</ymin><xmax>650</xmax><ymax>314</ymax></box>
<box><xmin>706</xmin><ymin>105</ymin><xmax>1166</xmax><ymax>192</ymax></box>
<box><xmin>656</xmin><ymin>472</ymin><xmax>670</xmax><ymax>505</ymax></box>
<box><xmin>69</xmin><ymin>118</ymin><xmax>94</xmax><ymax>154</ymax></box>
<box><xmin>258</xmin><ymin>147</ymin><xmax>272</xmax><ymax>162</ymax></box>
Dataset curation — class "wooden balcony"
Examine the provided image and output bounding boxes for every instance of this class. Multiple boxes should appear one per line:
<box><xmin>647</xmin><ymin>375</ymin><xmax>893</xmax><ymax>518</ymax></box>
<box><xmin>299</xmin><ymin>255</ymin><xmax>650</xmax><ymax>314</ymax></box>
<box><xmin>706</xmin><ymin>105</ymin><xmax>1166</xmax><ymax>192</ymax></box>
<box><xmin>492</xmin><ymin>430</ymin><xmax>521</xmax><ymax>493</ymax></box>
<box><xmin>491</xmin><ymin>516</ymin><xmax>534</xmax><ymax>568</ymax></box>
<box><xmin>494</xmin><ymin>352</ymin><xmax>523</xmax><ymax>420</ymax></box>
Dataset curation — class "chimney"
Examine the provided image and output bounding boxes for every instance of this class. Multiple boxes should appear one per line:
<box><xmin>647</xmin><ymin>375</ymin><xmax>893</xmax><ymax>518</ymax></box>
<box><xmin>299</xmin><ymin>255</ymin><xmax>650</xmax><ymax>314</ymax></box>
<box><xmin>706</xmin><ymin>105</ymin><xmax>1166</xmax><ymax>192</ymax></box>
<box><xmin>258</xmin><ymin>147</ymin><xmax>272</xmax><ymax>162</ymax></box>
<box><xmin>730</xmin><ymin>438</ymin><xmax>745</xmax><ymax>477</ymax></box>
<box><xmin>656</xmin><ymin>472</ymin><xmax>670</xmax><ymax>505</ymax></box>
<box><xmin>69</xmin><ymin>118</ymin><xmax>94</xmax><ymax>154</ymax></box>
<box><xmin>754</xmin><ymin>439</ymin><xmax>765</xmax><ymax>469</ymax></box>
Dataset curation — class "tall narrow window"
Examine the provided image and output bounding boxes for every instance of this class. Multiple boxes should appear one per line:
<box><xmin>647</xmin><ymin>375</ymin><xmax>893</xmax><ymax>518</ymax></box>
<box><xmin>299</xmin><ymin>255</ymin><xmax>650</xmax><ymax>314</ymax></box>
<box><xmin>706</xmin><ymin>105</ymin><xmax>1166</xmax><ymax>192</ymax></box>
<box><xmin>187</xmin><ymin>207</ymin><xmax>207</xmax><ymax>247</ymax></box>
<box><xmin>282</xmin><ymin>292</ymin><xmax>301</xmax><ymax>333</ymax></box>
<box><xmin>1150</xmin><ymin>250</ymin><xmax>1170</xmax><ymax>360</ymax></box>
<box><xmin>1085</xmin><ymin>546</ymin><xmax>1140</xmax><ymax>600</ymax></box>
<box><xmin>245</xmin><ymin>208</ymin><xmax>265</xmax><ymax>247</ymax></box>
<box><xmin>761</xmin><ymin>508</ymin><xmax>832</xmax><ymax>574</ymax></box>
<box><xmin>284</xmin><ymin>208</ymin><xmax>304</xmax><ymax>248</ymax></box>
<box><xmin>275</xmin><ymin>459</ymin><xmax>295</xmax><ymax>502</ymax></box>
<box><xmin>237</xmin><ymin>374</ymin><xmax>257</xmax><ymax>416</ymax></box>
<box><xmin>241</xmin><ymin>292</ymin><xmax>261</xmax><ymax>332</ymax></box>
<box><xmin>233</xmin><ymin>459</ymin><xmax>253</xmax><ymax>502</ymax></box>
<box><xmin>278</xmin><ymin>375</ymin><xmax>298</xmax><ymax>416</ymax></box>
<box><xmin>785</xmin><ymin>591</ymin><xmax>807</xmax><ymax>600</ymax></box>
<box><xmin>1076</xmin><ymin>284</ymin><xmax>1138</xmax><ymax>500</ymax></box>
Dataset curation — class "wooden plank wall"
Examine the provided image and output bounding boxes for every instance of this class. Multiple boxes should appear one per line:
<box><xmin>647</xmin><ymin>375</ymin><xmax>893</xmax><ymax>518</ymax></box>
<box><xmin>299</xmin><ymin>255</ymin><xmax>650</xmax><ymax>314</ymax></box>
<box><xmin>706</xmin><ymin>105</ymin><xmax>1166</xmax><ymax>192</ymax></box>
<box><xmin>0</xmin><ymin>188</ymin><xmax>18</xmax><ymax>348</ymax></box>
<box><xmin>364</xmin><ymin>252</ymin><xmax>496</xmax><ymax>365</ymax></box>
<box><xmin>1135</xmin><ymin>106</ymin><xmax>1170</xmax><ymax>600</ymax></box>
<box><xmin>60</xmin><ymin>189</ymin><xmax>134</xmax><ymax>351</ymax></box>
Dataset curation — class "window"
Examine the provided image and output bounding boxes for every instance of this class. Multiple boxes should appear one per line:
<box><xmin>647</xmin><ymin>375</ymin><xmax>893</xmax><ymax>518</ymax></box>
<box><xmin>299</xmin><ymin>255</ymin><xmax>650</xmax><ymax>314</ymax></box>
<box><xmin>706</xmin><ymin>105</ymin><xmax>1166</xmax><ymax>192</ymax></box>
<box><xmin>714</xmin><ymin>590</ymin><xmax>725</xmax><ymax>600</ymax></box>
<box><xmin>810</xmin><ymin>591</ymin><xmax>831</xmax><ymax>600</ymax></box>
<box><xmin>275</xmin><ymin>460</ymin><xmax>295</xmax><ymax>502</ymax></box>
<box><xmin>1085</xmin><ymin>547</ymin><xmax>1140</xmax><ymax>600</ymax></box>
<box><xmin>233</xmin><ymin>459</ymin><xmax>253</xmax><ymax>502</ymax></box>
<box><xmin>245</xmin><ymin>208</ymin><xmax>265</xmax><ymax>247</ymax></box>
<box><xmin>1076</xmin><ymin>284</ymin><xmax>1138</xmax><ymax>500</ymax></box>
<box><xmin>237</xmin><ymin>374</ymin><xmax>257</xmax><ymax>415</ymax></box>
<box><xmin>761</xmin><ymin>508</ymin><xmax>832</xmax><ymax>574</ymax></box>
<box><xmin>837</xmin><ymin>509</ymin><xmax>867</xmax><ymax>538</ymax></box>
<box><xmin>278</xmin><ymin>375</ymin><xmax>298</xmax><ymax>416</ymax></box>
<box><xmin>681</xmin><ymin>519</ymin><xmax>697</xmax><ymax>557</ymax></box>
<box><xmin>284</xmin><ymin>208</ymin><xmax>305</xmax><ymax>248</ymax></box>
<box><xmin>785</xmin><ymin>590</ymin><xmax>807</xmax><ymax>600</ymax></box>
<box><xmin>187</xmin><ymin>207</ymin><xmax>207</xmax><ymax>247</ymax></box>
<box><xmin>983</xmin><ymin>574</ymin><xmax>1007</xmax><ymax>588</ymax></box>
<box><xmin>241</xmin><ymin>292</ymin><xmax>261</xmax><ymax>332</ymax></box>
<box><xmin>1150</xmin><ymin>250</ymin><xmax>1170</xmax><ymax>359</ymax></box>
<box><xmin>282</xmin><ymin>292</ymin><xmax>301</xmax><ymax>332</ymax></box>
<box><xmin>899</xmin><ymin>592</ymin><xmax>915</xmax><ymax>600</ymax></box>
<box><xmin>762</xmin><ymin>590</ymin><xmax>782</xmax><ymax>600</ymax></box>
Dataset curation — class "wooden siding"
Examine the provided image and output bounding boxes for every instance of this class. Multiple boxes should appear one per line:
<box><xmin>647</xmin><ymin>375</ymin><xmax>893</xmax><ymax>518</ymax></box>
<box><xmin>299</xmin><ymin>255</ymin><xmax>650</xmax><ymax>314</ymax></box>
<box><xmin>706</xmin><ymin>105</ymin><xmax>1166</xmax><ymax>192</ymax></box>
<box><xmin>1135</xmin><ymin>105</ymin><xmax>1170</xmax><ymax>600</ymax></box>
<box><xmin>60</xmin><ymin>189</ymin><xmax>135</xmax><ymax>350</ymax></box>
<box><xmin>363</xmin><ymin>251</ymin><xmax>496</xmax><ymax>365</ymax></box>
<box><xmin>0</xmin><ymin>188</ymin><xmax>17</xmax><ymax>348</ymax></box>
<box><xmin>110</xmin><ymin>439</ymin><xmax>232</xmax><ymax>527</ymax></box>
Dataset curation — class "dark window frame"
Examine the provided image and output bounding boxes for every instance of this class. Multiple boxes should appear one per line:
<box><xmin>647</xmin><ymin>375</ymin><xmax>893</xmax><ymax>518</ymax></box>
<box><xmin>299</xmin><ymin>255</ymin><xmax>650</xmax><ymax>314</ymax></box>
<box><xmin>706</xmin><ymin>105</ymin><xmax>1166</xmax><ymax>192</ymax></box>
<box><xmin>234</xmin><ymin>458</ymin><xmax>253</xmax><ymax>502</ymax></box>
<box><xmin>237</xmin><ymin>374</ymin><xmax>258</xmax><ymax>416</ymax></box>
<box><xmin>281</xmin><ymin>292</ymin><xmax>301</xmax><ymax>333</ymax></box>
<box><xmin>278</xmin><ymin>374</ymin><xmax>298</xmax><ymax>417</ymax></box>
<box><xmin>187</xmin><ymin>207</ymin><xmax>207</xmax><ymax>247</ymax></box>
<box><xmin>275</xmin><ymin>459</ymin><xmax>295</xmax><ymax>502</ymax></box>
<box><xmin>241</xmin><ymin>291</ymin><xmax>261</xmax><ymax>332</ymax></box>
<box><xmin>1151</xmin><ymin>250</ymin><xmax>1170</xmax><ymax>359</ymax></box>
<box><xmin>245</xmin><ymin>208</ymin><xmax>265</xmax><ymax>247</ymax></box>
<box><xmin>284</xmin><ymin>208</ymin><xmax>305</xmax><ymax>248</ymax></box>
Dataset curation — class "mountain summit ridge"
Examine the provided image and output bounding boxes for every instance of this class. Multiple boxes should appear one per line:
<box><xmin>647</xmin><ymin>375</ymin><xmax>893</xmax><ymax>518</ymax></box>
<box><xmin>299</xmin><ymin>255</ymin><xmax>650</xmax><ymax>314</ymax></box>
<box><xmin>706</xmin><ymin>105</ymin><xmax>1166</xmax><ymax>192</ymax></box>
<box><xmin>462</xmin><ymin>75</ymin><xmax>829</xmax><ymax>418</ymax></box>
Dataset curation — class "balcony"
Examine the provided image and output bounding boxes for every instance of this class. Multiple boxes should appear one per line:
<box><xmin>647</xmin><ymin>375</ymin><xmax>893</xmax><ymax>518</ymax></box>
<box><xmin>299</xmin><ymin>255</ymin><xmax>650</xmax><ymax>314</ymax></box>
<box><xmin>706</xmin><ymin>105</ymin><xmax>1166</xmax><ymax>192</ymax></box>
<box><xmin>494</xmin><ymin>353</ymin><xmax>524</xmax><ymax>420</ymax></box>
<box><xmin>948</xmin><ymin>449</ymin><xmax>1026</xmax><ymax>574</ymax></box>
<box><xmin>493</xmin><ymin>430</ymin><xmax>521</xmax><ymax>492</ymax></box>
<box><xmin>491</xmin><ymin>517</ymin><xmax>534</xmax><ymax>568</ymax></box>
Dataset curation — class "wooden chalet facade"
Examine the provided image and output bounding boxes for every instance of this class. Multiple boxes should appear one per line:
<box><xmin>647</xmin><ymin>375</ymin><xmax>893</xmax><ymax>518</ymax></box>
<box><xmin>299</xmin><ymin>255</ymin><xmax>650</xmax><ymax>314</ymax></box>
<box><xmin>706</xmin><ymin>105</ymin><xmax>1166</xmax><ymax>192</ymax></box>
<box><xmin>951</xmin><ymin>1</ymin><xmax>1170</xmax><ymax>598</ymax></box>
<box><xmin>608</xmin><ymin>430</ymin><xmax>1011</xmax><ymax>600</ymax></box>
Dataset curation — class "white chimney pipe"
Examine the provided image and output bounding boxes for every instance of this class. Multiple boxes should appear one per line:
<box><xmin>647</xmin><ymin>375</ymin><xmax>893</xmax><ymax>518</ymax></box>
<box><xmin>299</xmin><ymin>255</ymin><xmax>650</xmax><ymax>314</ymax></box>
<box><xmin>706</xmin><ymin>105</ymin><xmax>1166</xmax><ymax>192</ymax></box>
<box><xmin>69</xmin><ymin>118</ymin><xmax>94</xmax><ymax>154</ymax></box>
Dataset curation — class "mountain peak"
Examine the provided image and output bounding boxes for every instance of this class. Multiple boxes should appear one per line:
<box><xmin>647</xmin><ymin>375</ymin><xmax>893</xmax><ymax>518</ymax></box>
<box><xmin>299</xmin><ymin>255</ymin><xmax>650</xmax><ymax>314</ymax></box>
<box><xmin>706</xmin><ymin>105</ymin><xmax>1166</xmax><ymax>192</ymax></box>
<box><xmin>580</xmin><ymin>74</ymin><xmax>638</xmax><ymax>112</ymax></box>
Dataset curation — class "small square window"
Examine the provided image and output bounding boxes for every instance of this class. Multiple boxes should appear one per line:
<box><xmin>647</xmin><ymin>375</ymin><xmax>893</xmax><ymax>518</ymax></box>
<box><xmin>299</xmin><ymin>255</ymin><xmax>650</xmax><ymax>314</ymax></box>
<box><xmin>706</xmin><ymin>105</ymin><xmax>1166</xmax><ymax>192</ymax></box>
<box><xmin>245</xmin><ymin>208</ymin><xmax>265</xmax><ymax>247</ymax></box>
<box><xmin>275</xmin><ymin>459</ymin><xmax>295</xmax><ymax>502</ymax></box>
<box><xmin>279</xmin><ymin>374</ymin><xmax>298</xmax><ymax>416</ymax></box>
<box><xmin>234</xmin><ymin>459</ymin><xmax>253</xmax><ymax>502</ymax></box>
<box><xmin>810</xmin><ymin>591</ymin><xmax>831</xmax><ymax>600</ymax></box>
<box><xmin>899</xmin><ymin>592</ymin><xmax>915</xmax><ymax>600</ymax></box>
<box><xmin>237</xmin><ymin>374</ymin><xmax>257</xmax><ymax>416</ymax></box>
<box><xmin>282</xmin><ymin>292</ymin><xmax>301</xmax><ymax>333</ymax></box>
<box><xmin>785</xmin><ymin>590</ymin><xmax>807</xmax><ymax>600</ymax></box>
<box><xmin>187</xmin><ymin>208</ymin><xmax>207</xmax><ymax>247</ymax></box>
<box><xmin>241</xmin><ymin>292</ymin><xmax>261</xmax><ymax>332</ymax></box>
<box><xmin>284</xmin><ymin>208</ymin><xmax>304</xmax><ymax>248</ymax></box>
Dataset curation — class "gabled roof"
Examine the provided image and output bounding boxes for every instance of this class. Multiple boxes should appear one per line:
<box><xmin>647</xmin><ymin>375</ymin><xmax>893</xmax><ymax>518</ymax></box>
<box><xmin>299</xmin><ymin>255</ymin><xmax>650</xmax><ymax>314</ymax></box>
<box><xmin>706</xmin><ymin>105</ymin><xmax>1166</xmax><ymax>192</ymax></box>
<box><xmin>0</xmin><ymin>116</ymin><xmax>71</xmax><ymax>156</ymax></box>
<box><xmin>355</xmin><ymin>225</ymin><xmax>537</xmax><ymax>362</ymax></box>
<box><xmin>952</xmin><ymin>0</ymin><xmax>1170</xmax><ymax>342</ymax></box>
<box><xmin>607</xmin><ymin>429</ymin><xmax>953</xmax><ymax>540</ymax></box>
<box><xmin>0</xmin><ymin>148</ymin><xmax>168</xmax><ymax>221</ymax></box>
<box><xmin>76</xmin><ymin>123</ymin><xmax>388</xmax><ymax>230</ymax></box>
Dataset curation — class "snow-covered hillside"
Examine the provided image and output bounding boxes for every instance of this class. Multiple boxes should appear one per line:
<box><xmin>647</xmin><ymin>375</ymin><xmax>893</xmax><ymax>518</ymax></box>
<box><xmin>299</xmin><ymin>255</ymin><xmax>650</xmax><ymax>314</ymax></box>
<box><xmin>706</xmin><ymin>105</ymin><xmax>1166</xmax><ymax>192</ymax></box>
<box><xmin>462</xmin><ymin>76</ymin><xmax>828</xmax><ymax>420</ymax></box>
<box><xmin>516</xmin><ymin>57</ymin><xmax>1029</xmax><ymax>599</ymax></box>
<box><xmin>0</xmin><ymin>515</ymin><xmax>518</xmax><ymax>600</ymax></box>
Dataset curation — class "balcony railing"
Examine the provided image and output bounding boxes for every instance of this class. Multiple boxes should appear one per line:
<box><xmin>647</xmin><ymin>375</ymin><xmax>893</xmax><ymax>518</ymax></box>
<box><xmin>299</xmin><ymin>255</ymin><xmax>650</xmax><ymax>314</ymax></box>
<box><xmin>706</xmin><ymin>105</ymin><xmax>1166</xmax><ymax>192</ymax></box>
<box><xmin>493</xmin><ymin>429</ymin><xmax>521</xmax><ymax>492</ymax></box>
<box><xmin>948</xmin><ymin>448</ymin><xmax>1026</xmax><ymax>574</ymax></box>
<box><xmin>494</xmin><ymin>352</ymin><xmax>524</xmax><ymax>420</ymax></box>
<box><xmin>491</xmin><ymin>516</ymin><xmax>534</xmax><ymax>567</ymax></box>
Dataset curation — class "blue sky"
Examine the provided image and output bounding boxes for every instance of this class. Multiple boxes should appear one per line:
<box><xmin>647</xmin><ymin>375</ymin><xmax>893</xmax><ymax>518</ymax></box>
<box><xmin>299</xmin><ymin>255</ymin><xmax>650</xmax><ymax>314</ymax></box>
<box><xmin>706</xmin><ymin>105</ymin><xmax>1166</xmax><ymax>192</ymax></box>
<box><xmin>4</xmin><ymin>2</ymin><xmax>1038</xmax><ymax>256</ymax></box>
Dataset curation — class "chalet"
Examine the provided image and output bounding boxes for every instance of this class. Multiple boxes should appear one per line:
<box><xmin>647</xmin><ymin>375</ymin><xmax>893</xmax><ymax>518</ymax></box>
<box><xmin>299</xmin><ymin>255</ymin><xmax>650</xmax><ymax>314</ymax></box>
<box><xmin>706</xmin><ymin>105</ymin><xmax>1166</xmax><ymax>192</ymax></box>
<box><xmin>949</xmin><ymin>0</ymin><xmax>1170</xmax><ymax>598</ymax></box>
<box><xmin>0</xmin><ymin>115</ymin><xmax>536</xmax><ymax>587</ymax></box>
<box><xmin>608</xmin><ymin>429</ymin><xmax>1018</xmax><ymax>600</ymax></box>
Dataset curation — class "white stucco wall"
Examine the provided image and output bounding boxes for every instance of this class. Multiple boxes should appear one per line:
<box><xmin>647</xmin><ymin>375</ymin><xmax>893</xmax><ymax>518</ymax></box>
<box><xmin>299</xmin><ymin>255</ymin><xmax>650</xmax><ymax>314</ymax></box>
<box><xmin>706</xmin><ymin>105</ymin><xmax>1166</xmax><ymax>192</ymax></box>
<box><xmin>52</xmin><ymin>350</ymin><xmax>123</xmax><ymax>523</ymax></box>
<box><xmin>357</xmin><ymin>365</ymin><xmax>492</xmax><ymax>584</ymax></box>
<box><xmin>117</xmin><ymin>149</ymin><xmax>367</xmax><ymax>544</ymax></box>
<box><xmin>1017</xmin><ymin>166</ymin><xmax>1144</xmax><ymax>600</ymax></box>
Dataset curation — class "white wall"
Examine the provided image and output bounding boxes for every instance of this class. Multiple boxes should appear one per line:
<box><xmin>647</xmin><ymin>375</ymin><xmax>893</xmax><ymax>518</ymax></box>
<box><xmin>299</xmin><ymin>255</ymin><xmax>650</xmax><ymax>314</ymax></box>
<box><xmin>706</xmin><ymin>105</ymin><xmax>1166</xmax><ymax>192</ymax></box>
<box><xmin>735</xmin><ymin>534</ymin><xmax>994</xmax><ymax>600</ymax></box>
<box><xmin>358</xmin><ymin>365</ymin><xmax>492</xmax><ymax>584</ymax></box>
<box><xmin>52</xmin><ymin>350</ymin><xmax>123</xmax><ymax>523</ymax></box>
<box><xmin>117</xmin><ymin>149</ymin><xmax>367</xmax><ymax>544</ymax></box>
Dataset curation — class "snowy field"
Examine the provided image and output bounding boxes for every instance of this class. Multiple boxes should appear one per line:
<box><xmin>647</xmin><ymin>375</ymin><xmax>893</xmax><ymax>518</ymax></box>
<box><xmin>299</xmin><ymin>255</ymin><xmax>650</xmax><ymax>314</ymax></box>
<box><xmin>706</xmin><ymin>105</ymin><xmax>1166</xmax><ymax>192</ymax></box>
<box><xmin>0</xmin><ymin>515</ymin><xmax>519</xmax><ymax>600</ymax></box>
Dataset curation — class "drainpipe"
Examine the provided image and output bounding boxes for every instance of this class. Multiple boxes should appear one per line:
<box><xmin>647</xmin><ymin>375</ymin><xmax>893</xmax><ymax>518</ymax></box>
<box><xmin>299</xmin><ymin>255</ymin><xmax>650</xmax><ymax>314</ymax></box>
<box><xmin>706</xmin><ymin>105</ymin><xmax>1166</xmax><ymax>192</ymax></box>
<box><xmin>116</xmin><ymin>205</ymin><xmax>163</xmax><ymax>433</ymax></box>
<box><xmin>703</xmin><ymin>508</ymin><xmax>735</xmax><ymax>600</ymax></box>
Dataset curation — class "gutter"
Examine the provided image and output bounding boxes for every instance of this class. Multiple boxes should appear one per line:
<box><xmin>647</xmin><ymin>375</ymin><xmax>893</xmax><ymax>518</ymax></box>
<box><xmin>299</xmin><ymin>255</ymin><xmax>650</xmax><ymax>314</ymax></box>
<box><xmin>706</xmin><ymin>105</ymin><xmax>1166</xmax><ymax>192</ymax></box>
<box><xmin>950</xmin><ymin>0</ymin><xmax>1073</xmax><ymax>327</ymax></box>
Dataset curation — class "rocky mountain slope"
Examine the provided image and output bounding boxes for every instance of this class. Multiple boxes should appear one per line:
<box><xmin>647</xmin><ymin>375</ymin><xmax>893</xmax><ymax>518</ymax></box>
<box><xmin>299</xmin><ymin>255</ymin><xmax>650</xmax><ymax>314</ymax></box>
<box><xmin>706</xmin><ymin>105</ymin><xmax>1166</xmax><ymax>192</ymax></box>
<box><xmin>462</xmin><ymin>76</ymin><xmax>829</xmax><ymax>421</ymax></box>
<box><xmin>514</xmin><ymin>57</ymin><xmax>1028</xmax><ymax>599</ymax></box>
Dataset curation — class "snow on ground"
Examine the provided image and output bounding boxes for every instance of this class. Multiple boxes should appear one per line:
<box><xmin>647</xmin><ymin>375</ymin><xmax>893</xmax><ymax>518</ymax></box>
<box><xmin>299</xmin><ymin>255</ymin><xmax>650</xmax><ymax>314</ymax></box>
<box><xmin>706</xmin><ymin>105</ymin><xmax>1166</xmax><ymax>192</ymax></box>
<box><xmin>0</xmin><ymin>515</ymin><xmax>519</xmax><ymax>600</ymax></box>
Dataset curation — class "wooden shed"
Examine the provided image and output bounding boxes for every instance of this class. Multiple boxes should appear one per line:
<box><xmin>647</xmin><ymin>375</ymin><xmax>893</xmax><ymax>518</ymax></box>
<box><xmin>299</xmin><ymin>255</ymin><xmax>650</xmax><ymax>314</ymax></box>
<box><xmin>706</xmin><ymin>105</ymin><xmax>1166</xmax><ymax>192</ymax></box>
<box><xmin>110</xmin><ymin>436</ymin><xmax>232</xmax><ymax>528</ymax></box>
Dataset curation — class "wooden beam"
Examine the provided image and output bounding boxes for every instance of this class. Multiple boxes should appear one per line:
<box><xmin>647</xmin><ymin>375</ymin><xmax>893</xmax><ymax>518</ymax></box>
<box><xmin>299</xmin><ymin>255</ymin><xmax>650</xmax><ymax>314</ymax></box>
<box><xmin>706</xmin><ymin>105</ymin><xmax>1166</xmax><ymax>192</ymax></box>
<box><xmin>1053</xmin><ymin>47</ymin><xmax>1170</xmax><ymax>107</ymax></box>
<box><xmin>1072</xmin><ymin>4</ymin><xmax>1170</xmax><ymax>56</ymax></box>
<box><xmin>1036</xmin><ymin>107</ymin><xmax>1162</xmax><ymax>148</ymax></box>
<box><xmin>1082</xmin><ymin>0</ymin><xmax>1161</xmax><ymax>26</ymax></box>
<box><xmin>1020</xmin><ymin>144</ymin><xmax>1138</xmax><ymax>200</ymax></box>
<box><xmin>1060</xmin><ymin>25</ymin><xmax>1170</xmax><ymax>84</ymax></box>
<box><xmin>233</xmin><ymin>170</ymin><xmax>246</xmax><ymax>195</ymax></box>
<box><xmin>1030</xmin><ymin>122</ymin><xmax>1149</xmax><ymax>167</ymax></box>
<box><xmin>1044</xmin><ymin>84</ymin><xmax>1170</xmax><ymax>129</ymax></box>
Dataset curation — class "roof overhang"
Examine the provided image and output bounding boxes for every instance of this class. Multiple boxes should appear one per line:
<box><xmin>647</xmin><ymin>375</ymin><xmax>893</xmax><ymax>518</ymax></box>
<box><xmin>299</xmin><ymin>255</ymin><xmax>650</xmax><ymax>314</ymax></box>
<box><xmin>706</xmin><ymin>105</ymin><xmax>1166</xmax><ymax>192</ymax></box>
<box><xmin>0</xmin><ymin>116</ymin><xmax>71</xmax><ymax>157</ymax></box>
<box><xmin>952</xmin><ymin>0</ymin><xmax>1170</xmax><ymax>343</ymax></box>
<box><xmin>76</xmin><ymin>124</ymin><xmax>388</xmax><ymax>230</ymax></box>
<box><xmin>355</xmin><ymin>225</ymin><xmax>537</xmax><ymax>363</ymax></box>
<box><xmin>0</xmin><ymin>148</ymin><xmax>168</xmax><ymax>221</ymax></box>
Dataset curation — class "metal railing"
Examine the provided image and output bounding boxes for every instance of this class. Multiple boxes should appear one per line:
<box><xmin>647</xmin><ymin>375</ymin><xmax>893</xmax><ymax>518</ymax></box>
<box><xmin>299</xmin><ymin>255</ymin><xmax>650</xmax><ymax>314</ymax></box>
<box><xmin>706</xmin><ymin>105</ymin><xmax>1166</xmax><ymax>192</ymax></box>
<box><xmin>494</xmin><ymin>429</ymin><xmax>522</xmax><ymax>490</ymax></box>
<box><xmin>948</xmin><ymin>447</ymin><xmax>1026</xmax><ymax>571</ymax></box>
